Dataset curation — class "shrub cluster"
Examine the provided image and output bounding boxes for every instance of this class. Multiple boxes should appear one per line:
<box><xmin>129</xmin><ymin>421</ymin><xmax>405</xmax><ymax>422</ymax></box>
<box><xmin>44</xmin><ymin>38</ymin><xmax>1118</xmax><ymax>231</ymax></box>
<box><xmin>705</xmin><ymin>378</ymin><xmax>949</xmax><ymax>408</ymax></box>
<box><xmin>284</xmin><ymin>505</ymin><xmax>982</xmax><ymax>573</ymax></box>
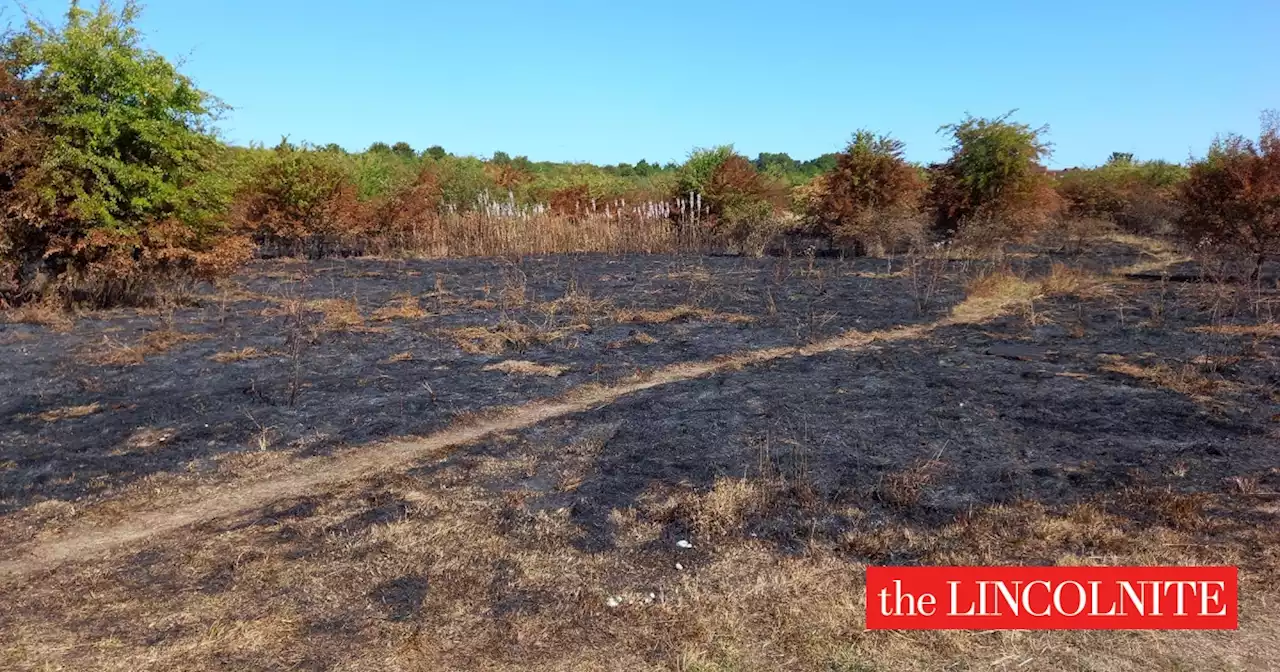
<box><xmin>3</xmin><ymin>4</ymin><xmax>1278</xmax><ymax>310</ymax></box>
<box><xmin>1</xmin><ymin>2</ymin><xmax>248</xmax><ymax>307</ymax></box>
<box><xmin>1057</xmin><ymin>153</ymin><xmax>1187</xmax><ymax>234</ymax></box>
<box><xmin>924</xmin><ymin>113</ymin><xmax>1059</xmax><ymax>246</ymax></box>
<box><xmin>803</xmin><ymin>131</ymin><xmax>925</xmax><ymax>255</ymax></box>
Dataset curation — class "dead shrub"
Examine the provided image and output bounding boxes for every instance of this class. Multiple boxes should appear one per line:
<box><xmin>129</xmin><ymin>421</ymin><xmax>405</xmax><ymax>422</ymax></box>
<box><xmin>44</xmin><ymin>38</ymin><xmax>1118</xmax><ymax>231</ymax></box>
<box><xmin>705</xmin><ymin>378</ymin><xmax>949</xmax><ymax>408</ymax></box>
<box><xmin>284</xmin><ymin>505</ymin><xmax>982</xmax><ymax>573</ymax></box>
<box><xmin>805</xmin><ymin>131</ymin><xmax>926</xmax><ymax>255</ymax></box>
<box><xmin>1178</xmin><ymin>114</ymin><xmax>1280</xmax><ymax>282</ymax></box>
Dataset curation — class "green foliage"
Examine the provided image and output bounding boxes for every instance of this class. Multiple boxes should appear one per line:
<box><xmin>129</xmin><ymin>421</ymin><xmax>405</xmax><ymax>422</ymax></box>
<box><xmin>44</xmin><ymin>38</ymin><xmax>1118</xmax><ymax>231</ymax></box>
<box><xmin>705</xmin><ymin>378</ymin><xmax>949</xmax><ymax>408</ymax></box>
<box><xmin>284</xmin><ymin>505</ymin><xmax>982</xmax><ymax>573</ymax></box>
<box><xmin>927</xmin><ymin>112</ymin><xmax>1057</xmax><ymax>242</ymax></box>
<box><xmin>1</xmin><ymin>0</ymin><xmax>244</xmax><ymax>306</ymax></box>
<box><xmin>3</xmin><ymin>0</ymin><xmax>227</xmax><ymax>233</ymax></box>
<box><xmin>231</xmin><ymin>141</ymin><xmax>362</xmax><ymax>257</ymax></box>
<box><xmin>1057</xmin><ymin>156</ymin><xmax>1187</xmax><ymax>234</ymax></box>
<box><xmin>424</xmin><ymin>145</ymin><xmax>447</xmax><ymax>160</ymax></box>
<box><xmin>676</xmin><ymin>145</ymin><xmax>736</xmax><ymax>197</ymax></box>
<box><xmin>675</xmin><ymin>146</ymin><xmax>785</xmax><ymax>255</ymax></box>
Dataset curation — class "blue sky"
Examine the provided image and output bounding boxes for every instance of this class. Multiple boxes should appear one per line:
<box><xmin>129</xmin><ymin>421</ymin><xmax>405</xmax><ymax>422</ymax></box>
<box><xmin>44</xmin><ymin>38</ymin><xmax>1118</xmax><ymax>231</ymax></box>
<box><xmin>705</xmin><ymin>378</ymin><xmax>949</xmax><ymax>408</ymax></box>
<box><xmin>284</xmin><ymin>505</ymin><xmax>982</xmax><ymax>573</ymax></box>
<box><xmin>8</xmin><ymin>0</ymin><xmax>1279</xmax><ymax>167</ymax></box>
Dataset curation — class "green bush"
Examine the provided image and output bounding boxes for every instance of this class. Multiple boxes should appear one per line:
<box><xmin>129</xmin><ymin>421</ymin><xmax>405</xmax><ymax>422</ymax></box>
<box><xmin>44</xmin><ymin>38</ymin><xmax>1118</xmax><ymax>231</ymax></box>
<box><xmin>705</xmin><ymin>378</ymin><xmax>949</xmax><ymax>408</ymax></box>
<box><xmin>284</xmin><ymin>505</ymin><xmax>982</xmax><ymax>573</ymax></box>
<box><xmin>231</xmin><ymin>141</ymin><xmax>364</xmax><ymax>258</ymax></box>
<box><xmin>1057</xmin><ymin>154</ymin><xmax>1187</xmax><ymax>234</ymax></box>
<box><xmin>1</xmin><ymin>1</ymin><xmax>245</xmax><ymax>306</ymax></box>
<box><xmin>926</xmin><ymin>112</ymin><xmax>1058</xmax><ymax>246</ymax></box>
<box><xmin>675</xmin><ymin>146</ymin><xmax>785</xmax><ymax>255</ymax></box>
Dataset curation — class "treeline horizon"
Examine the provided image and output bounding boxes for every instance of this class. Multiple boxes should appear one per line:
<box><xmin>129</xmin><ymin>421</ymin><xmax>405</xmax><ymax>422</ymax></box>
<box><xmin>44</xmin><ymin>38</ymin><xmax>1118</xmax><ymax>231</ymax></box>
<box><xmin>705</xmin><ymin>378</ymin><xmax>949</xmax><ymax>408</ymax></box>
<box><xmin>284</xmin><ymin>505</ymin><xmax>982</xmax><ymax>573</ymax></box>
<box><xmin>3</xmin><ymin>2</ymin><xmax>1277</xmax><ymax>311</ymax></box>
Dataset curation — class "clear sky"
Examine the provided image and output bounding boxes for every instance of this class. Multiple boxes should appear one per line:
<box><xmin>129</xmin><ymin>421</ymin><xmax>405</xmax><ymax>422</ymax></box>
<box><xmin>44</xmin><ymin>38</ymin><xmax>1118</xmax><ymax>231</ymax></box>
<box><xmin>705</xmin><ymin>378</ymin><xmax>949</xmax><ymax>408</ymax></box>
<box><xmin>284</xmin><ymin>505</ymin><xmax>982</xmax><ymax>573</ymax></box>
<box><xmin>8</xmin><ymin>0</ymin><xmax>1279</xmax><ymax>167</ymax></box>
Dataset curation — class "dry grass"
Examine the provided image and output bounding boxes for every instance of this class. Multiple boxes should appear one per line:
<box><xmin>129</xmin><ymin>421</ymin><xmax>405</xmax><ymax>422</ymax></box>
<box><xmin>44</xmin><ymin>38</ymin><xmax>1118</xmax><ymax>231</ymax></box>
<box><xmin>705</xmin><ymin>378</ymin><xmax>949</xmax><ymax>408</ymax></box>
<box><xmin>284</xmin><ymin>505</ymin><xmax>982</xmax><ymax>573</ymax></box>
<box><xmin>370</xmin><ymin>296</ymin><xmax>427</xmax><ymax>322</ymax></box>
<box><xmin>21</xmin><ymin>402</ymin><xmax>103</xmax><ymax>423</ymax></box>
<box><xmin>5</xmin><ymin>469</ymin><xmax>1274</xmax><ymax>672</ymax></box>
<box><xmin>1101</xmin><ymin>356</ymin><xmax>1231</xmax><ymax>399</ymax></box>
<box><xmin>1040</xmin><ymin>262</ymin><xmax>1113</xmax><ymax>298</ymax></box>
<box><xmin>1</xmin><ymin>302</ymin><xmax>74</xmax><ymax>331</ymax></box>
<box><xmin>1190</xmin><ymin>323</ymin><xmax>1280</xmax><ymax>339</ymax></box>
<box><xmin>947</xmin><ymin>269</ymin><xmax>1043</xmax><ymax>324</ymax></box>
<box><xmin>303</xmin><ymin>298</ymin><xmax>364</xmax><ymax>330</ymax></box>
<box><xmin>384</xmin><ymin>351</ymin><xmax>414</xmax><ymax>363</ymax></box>
<box><xmin>612</xmin><ymin>305</ymin><xmax>753</xmax><ymax>325</ymax></box>
<box><xmin>481</xmin><ymin>359</ymin><xmax>569</xmax><ymax>377</ymax></box>
<box><xmin>209</xmin><ymin>347</ymin><xmax>266</xmax><ymax>363</ymax></box>
<box><xmin>876</xmin><ymin>458</ymin><xmax>946</xmax><ymax>508</ymax></box>
<box><xmin>444</xmin><ymin>321</ymin><xmax>588</xmax><ymax>355</ymax></box>
<box><xmin>83</xmin><ymin>328</ymin><xmax>207</xmax><ymax>366</ymax></box>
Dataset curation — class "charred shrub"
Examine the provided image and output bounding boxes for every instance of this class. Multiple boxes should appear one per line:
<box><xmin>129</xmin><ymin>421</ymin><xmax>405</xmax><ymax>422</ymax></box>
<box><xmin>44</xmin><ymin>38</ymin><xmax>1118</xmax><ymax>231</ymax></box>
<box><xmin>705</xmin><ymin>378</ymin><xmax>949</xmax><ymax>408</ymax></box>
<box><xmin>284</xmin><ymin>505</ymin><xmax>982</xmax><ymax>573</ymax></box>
<box><xmin>1178</xmin><ymin>115</ymin><xmax>1280</xmax><ymax>281</ymax></box>
<box><xmin>805</xmin><ymin>131</ymin><xmax>925</xmax><ymax>255</ymax></box>
<box><xmin>926</xmin><ymin>113</ymin><xmax>1058</xmax><ymax>247</ymax></box>
<box><xmin>231</xmin><ymin>141</ymin><xmax>365</xmax><ymax>258</ymax></box>
<box><xmin>1</xmin><ymin>3</ymin><xmax>243</xmax><ymax>307</ymax></box>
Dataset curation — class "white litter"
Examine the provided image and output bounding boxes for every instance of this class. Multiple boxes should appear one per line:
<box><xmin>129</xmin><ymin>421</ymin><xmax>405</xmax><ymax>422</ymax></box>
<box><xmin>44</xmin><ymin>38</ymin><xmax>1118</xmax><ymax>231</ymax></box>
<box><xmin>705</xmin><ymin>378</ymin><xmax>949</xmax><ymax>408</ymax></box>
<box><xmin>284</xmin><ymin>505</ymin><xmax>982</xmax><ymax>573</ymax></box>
<box><xmin>675</xmin><ymin>540</ymin><xmax>693</xmax><ymax>549</ymax></box>
<box><xmin>606</xmin><ymin>596</ymin><xmax>622</xmax><ymax>608</ymax></box>
<box><xmin>675</xmin><ymin>562</ymin><xmax>684</xmax><ymax>570</ymax></box>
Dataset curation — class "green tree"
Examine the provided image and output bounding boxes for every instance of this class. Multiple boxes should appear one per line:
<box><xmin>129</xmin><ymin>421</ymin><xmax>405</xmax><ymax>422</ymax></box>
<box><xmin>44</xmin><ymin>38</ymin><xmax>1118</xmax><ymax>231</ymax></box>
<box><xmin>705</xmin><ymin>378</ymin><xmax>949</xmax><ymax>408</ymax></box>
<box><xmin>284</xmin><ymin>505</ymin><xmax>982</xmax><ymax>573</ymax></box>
<box><xmin>927</xmin><ymin>111</ymin><xmax>1056</xmax><ymax>241</ymax></box>
<box><xmin>424</xmin><ymin>145</ymin><xmax>447</xmax><ymax>160</ymax></box>
<box><xmin>491</xmin><ymin>151</ymin><xmax>512</xmax><ymax>165</ymax></box>
<box><xmin>1</xmin><ymin>0</ymin><xmax>242</xmax><ymax>305</ymax></box>
<box><xmin>391</xmin><ymin>141</ymin><xmax>415</xmax><ymax>158</ymax></box>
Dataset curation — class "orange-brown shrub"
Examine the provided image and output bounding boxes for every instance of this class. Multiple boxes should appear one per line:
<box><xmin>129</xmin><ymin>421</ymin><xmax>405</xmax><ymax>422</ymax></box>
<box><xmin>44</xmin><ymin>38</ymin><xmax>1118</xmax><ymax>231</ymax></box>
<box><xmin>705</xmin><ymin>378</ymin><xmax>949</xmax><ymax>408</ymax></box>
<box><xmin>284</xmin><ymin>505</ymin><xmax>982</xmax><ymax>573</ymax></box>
<box><xmin>1178</xmin><ymin>121</ymin><xmax>1280</xmax><ymax>281</ymax></box>
<box><xmin>547</xmin><ymin>184</ymin><xmax>593</xmax><ymax>220</ymax></box>
<box><xmin>806</xmin><ymin>131</ymin><xmax>925</xmax><ymax>254</ymax></box>
<box><xmin>0</xmin><ymin>57</ymin><xmax>48</xmax><ymax>305</ymax></box>
<box><xmin>484</xmin><ymin>162</ymin><xmax>532</xmax><ymax>191</ymax></box>
<box><xmin>40</xmin><ymin>222</ymin><xmax>253</xmax><ymax>306</ymax></box>
<box><xmin>231</xmin><ymin>143</ymin><xmax>366</xmax><ymax>258</ymax></box>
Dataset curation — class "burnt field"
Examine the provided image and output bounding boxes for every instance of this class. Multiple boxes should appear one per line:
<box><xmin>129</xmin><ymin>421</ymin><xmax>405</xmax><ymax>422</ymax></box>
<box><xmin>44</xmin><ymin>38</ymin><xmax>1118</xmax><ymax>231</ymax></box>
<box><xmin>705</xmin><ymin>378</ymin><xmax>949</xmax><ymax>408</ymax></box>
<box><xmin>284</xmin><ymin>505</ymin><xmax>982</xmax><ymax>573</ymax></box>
<box><xmin>2</xmin><ymin>240</ymin><xmax>1279</xmax><ymax>671</ymax></box>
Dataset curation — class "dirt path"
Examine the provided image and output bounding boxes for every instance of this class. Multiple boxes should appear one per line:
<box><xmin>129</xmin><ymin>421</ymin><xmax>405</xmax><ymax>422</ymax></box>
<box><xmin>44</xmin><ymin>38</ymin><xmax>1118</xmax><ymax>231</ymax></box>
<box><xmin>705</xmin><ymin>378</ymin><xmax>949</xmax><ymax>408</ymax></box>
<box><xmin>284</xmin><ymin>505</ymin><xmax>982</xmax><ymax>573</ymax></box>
<box><xmin>0</xmin><ymin>315</ymin><xmax>967</xmax><ymax>580</ymax></box>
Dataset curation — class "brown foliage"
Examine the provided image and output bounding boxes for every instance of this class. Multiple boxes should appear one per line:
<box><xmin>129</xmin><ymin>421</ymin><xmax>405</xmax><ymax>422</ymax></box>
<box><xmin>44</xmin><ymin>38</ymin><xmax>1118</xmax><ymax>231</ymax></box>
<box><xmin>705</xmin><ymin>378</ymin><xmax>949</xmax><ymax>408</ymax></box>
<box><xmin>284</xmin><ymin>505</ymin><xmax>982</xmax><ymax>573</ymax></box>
<box><xmin>368</xmin><ymin>167</ymin><xmax>442</xmax><ymax>239</ymax></box>
<box><xmin>547</xmin><ymin>184</ymin><xmax>592</xmax><ymax>219</ymax></box>
<box><xmin>808</xmin><ymin>133</ymin><xmax>925</xmax><ymax>254</ymax></box>
<box><xmin>484</xmin><ymin>163</ymin><xmax>532</xmax><ymax>191</ymax></box>
<box><xmin>701</xmin><ymin>156</ymin><xmax>787</xmax><ymax>255</ymax></box>
<box><xmin>0</xmin><ymin>59</ymin><xmax>50</xmax><ymax>304</ymax></box>
<box><xmin>1178</xmin><ymin>126</ymin><xmax>1280</xmax><ymax>280</ymax></box>
<box><xmin>230</xmin><ymin>148</ymin><xmax>366</xmax><ymax>259</ymax></box>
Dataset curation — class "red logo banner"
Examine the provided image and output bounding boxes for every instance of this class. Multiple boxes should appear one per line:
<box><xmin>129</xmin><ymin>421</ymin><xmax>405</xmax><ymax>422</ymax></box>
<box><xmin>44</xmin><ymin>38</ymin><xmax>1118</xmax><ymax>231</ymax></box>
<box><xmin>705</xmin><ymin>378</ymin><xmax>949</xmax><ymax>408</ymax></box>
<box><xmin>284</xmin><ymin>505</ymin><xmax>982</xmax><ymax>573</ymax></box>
<box><xmin>866</xmin><ymin>566</ymin><xmax>1238</xmax><ymax>630</ymax></box>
